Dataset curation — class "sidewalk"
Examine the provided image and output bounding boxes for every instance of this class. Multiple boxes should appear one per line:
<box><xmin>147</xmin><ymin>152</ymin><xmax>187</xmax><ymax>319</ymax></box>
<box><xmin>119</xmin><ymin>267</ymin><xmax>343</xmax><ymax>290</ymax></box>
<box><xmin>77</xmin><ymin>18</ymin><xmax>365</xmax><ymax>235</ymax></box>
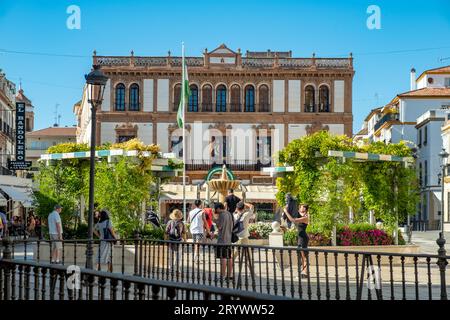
<box><xmin>410</xmin><ymin>231</ymin><xmax>450</xmax><ymax>254</ymax></box>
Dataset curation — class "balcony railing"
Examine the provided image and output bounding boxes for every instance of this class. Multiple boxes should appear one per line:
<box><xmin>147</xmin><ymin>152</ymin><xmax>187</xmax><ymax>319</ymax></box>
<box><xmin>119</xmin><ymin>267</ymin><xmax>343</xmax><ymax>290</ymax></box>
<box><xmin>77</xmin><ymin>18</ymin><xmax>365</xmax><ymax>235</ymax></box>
<box><xmin>186</xmin><ymin>160</ymin><xmax>272</xmax><ymax>171</ymax></box>
<box><xmin>259</xmin><ymin>103</ymin><xmax>271</xmax><ymax>112</ymax></box>
<box><xmin>229</xmin><ymin>103</ymin><xmax>241</xmax><ymax>112</ymax></box>
<box><xmin>374</xmin><ymin>113</ymin><xmax>399</xmax><ymax>132</ymax></box>
<box><xmin>181</xmin><ymin>103</ymin><xmax>273</xmax><ymax>113</ymax></box>
<box><xmin>201</xmin><ymin>103</ymin><xmax>213</xmax><ymax>112</ymax></box>
<box><xmin>1</xmin><ymin>121</ymin><xmax>14</xmax><ymax>140</ymax></box>
<box><xmin>304</xmin><ymin>104</ymin><xmax>316</xmax><ymax>112</ymax></box>
<box><xmin>303</xmin><ymin>103</ymin><xmax>331</xmax><ymax>113</ymax></box>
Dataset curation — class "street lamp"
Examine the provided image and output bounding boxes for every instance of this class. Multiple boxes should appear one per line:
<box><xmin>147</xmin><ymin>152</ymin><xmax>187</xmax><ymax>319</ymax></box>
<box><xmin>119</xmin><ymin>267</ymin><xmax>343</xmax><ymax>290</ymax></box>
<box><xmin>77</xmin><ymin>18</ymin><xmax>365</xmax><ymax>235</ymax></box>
<box><xmin>84</xmin><ymin>65</ymin><xmax>108</xmax><ymax>269</ymax></box>
<box><xmin>437</xmin><ymin>148</ymin><xmax>449</xmax><ymax>254</ymax></box>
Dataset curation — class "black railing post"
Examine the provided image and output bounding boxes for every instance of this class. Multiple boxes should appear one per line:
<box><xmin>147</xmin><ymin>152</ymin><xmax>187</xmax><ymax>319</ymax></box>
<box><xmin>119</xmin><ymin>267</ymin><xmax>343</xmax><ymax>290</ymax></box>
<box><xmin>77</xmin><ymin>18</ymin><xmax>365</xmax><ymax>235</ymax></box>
<box><xmin>1</xmin><ymin>238</ymin><xmax>12</xmax><ymax>300</ymax></box>
<box><xmin>134</xmin><ymin>231</ymin><xmax>141</xmax><ymax>276</ymax></box>
<box><xmin>436</xmin><ymin>233</ymin><xmax>448</xmax><ymax>300</ymax></box>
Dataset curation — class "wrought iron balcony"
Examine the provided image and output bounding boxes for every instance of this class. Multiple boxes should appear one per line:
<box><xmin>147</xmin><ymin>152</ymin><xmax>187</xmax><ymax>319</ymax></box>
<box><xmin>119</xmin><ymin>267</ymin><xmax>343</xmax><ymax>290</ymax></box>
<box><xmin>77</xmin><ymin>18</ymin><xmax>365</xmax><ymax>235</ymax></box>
<box><xmin>201</xmin><ymin>103</ymin><xmax>213</xmax><ymax>112</ymax></box>
<box><xmin>374</xmin><ymin>113</ymin><xmax>399</xmax><ymax>132</ymax></box>
<box><xmin>186</xmin><ymin>160</ymin><xmax>272</xmax><ymax>171</ymax></box>
<box><xmin>229</xmin><ymin>103</ymin><xmax>241</xmax><ymax>112</ymax></box>
<box><xmin>318</xmin><ymin>103</ymin><xmax>330</xmax><ymax>112</ymax></box>
<box><xmin>304</xmin><ymin>104</ymin><xmax>316</xmax><ymax>113</ymax></box>
<box><xmin>259</xmin><ymin>103</ymin><xmax>271</xmax><ymax>112</ymax></box>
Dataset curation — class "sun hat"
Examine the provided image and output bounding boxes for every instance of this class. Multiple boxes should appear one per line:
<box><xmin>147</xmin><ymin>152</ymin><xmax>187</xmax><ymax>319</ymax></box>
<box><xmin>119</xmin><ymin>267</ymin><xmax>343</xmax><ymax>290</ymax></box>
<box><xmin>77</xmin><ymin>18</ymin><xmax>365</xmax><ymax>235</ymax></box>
<box><xmin>169</xmin><ymin>209</ymin><xmax>183</xmax><ymax>221</ymax></box>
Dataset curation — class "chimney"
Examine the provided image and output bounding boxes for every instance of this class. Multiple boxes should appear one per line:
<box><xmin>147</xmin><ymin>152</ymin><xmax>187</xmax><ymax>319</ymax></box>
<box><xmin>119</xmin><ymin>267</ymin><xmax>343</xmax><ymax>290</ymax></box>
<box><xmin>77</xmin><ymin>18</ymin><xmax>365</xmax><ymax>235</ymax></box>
<box><xmin>410</xmin><ymin>68</ymin><xmax>416</xmax><ymax>91</ymax></box>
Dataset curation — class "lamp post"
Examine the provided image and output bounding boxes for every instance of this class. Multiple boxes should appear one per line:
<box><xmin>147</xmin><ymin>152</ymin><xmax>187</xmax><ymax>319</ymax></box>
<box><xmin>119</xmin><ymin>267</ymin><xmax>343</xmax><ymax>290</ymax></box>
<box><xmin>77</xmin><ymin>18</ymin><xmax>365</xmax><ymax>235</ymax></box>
<box><xmin>84</xmin><ymin>65</ymin><xmax>108</xmax><ymax>269</ymax></box>
<box><xmin>437</xmin><ymin>149</ymin><xmax>449</xmax><ymax>249</ymax></box>
<box><xmin>437</xmin><ymin>148</ymin><xmax>448</xmax><ymax>300</ymax></box>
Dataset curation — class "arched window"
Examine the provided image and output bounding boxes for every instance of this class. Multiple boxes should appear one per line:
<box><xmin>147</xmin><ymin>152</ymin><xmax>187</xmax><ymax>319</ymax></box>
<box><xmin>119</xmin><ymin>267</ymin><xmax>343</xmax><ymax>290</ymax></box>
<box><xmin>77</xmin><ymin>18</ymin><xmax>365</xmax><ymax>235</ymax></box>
<box><xmin>230</xmin><ymin>85</ymin><xmax>241</xmax><ymax>112</ymax></box>
<box><xmin>259</xmin><ymin>85</ymin><xmax>270</xmax><ymax>112</ymax></box>
<box><xmin>244</xmin><ymin>85</ymin><xmax>255</xmax><ymax>112</ymax></box>
<box><xmin>188</xmin><ymin>84</ymin><xmax>199</xmax><ymax>112</ymax></box>
<box><xmin>202</xmin><ymin>85</ymin><xmax>212</xmax><ymax>112</ymax></box>
<box><xmin>216</xmin><ymin>85</ymin><xmax>227</xmax><ymax>112</ymax></box>
<box><xmin>115</xmin><ymin>83</ymin><xmax>125</xmax><ymax>111</ymax></box>
<box><xmin>319</xmin><ymin>85</ymin><xmax>329</xmax><ymax>112</ymax></box>
<box><xmin>173</xmin><ymin>84</ymin><xmax>181</xmax><ymax>111</ymax></box>
<box><xmin>129</xmin><ymin>83</ymin><xmax>140</xmax><ymax>111</ymax></box>
<box><xmin>304</xmin><ymin>85</ymin><xmax>315</xmax><ymax>112</ymax></box>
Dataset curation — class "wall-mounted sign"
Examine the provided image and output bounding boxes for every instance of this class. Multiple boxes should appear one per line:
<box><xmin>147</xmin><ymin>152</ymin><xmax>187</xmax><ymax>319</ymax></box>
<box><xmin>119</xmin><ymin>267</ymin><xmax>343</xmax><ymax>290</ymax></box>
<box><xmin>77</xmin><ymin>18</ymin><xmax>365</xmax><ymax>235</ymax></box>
<box><xmin>8</xmin><ymin>160</ymin><xmax>32</xmax><ymax>170</ymax></box>
<box><xmin>8</xmin><ymin>102</ymin><xmax>31</xmax><ymax>171</ymax></box>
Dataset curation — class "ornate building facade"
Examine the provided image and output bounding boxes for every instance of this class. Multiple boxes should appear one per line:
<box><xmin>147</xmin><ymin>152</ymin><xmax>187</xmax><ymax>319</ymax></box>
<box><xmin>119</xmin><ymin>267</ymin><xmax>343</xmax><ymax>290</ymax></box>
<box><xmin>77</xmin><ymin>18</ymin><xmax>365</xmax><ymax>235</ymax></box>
<box><xmin>75</xmin><ymin>44</ymin><xmax>354</xmax><ymax>215</ymax></box>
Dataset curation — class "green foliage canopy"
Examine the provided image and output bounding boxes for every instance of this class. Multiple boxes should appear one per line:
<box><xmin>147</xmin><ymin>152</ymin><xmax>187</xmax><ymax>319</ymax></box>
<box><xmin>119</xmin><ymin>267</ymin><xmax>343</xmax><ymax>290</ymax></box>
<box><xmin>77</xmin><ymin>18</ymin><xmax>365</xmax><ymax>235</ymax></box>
<box><xmin>276</xmin><ymin>131</ymin><xmax>419</xmax><ymax>235</ymax></box>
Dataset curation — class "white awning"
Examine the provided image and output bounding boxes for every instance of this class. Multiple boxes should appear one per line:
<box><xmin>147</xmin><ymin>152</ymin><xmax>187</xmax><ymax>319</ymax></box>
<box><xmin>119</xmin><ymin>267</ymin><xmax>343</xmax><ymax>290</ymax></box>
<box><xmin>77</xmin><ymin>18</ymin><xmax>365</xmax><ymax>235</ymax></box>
<box><xmin>244</xmin><ymin>184</ymin><xmax>277</xmax><ymax>202</ymax></box>
<box><xmin>160</xmin><ymin>184</ymin><xmax>199</xmax><ymax>203</ymax></box>
<box><xmin>0</xmin><ymin>185</ymin><xmax>34</xmax><ymax>208</ymax></box>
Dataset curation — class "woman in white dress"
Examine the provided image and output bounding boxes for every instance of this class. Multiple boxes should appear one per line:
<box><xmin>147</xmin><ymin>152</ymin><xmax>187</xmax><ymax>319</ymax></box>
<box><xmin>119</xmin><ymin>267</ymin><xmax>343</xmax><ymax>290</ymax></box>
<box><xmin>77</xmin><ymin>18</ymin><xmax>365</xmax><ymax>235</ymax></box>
<box><xmin>94</xmin><ymin>210</ymin><xmax>117</xmax><ymax>272</ymax></box>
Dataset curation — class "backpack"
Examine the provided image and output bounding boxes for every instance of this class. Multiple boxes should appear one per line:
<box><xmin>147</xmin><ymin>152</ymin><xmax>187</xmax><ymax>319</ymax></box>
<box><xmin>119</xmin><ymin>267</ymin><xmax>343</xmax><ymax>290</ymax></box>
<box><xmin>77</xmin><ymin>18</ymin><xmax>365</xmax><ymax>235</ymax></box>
<box><xmin>230</xmin><ymin>212</ymin><xmax>239</xmax><ymax>243</ymax></box>
<box><xmin>233</xmin><ymin>213</ymin><xmax>245</xmax><ymax>236</ymax></box>
<box><xmin>168</xmin><ymin>220</ymin><xmax>182</xmax><ymax>241</ymax></box>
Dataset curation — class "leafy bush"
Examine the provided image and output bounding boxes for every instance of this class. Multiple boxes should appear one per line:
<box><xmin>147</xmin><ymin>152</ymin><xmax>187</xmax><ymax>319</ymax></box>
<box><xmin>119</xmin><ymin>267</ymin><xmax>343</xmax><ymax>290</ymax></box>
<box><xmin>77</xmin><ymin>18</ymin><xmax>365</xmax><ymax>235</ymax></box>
<box><xmin>256</xmin><ymin>211</ymin><xmax>273</xmax><ymax>222</ymax></box>
<box><xmin>283</xmin><ymin>228</ymin><xmax>331</xmax><ymax>246</ymax></box>
<box><xmin>308</xmin><ymin>233</ymin><xmax>331</xmax><ymax>246</ymax></box>
<box><xmin>336</xmin><ymin>223</ymin><xmax>375</xmax><ymax>233</ymax></box>
<box><xmin>35</xmin><ymin>139</ymin><xmax>162</xmax><ymax>239</ymax></box>
<box><xmin>283</xmin><ymin>228</ymin><xmax>297</xmax><ymax>246</ymax></box>
<box><xmin>64</xmin><ymin>223</ymin><xmax>89</xmax><ymax>240</ymax></box>
<box><xmin>248</xmin><ymin>222</ymin><xmax>272</xmax><ymax>239</ymax></box>
<box><xmin>141</xmin><ymin>224</ymin><xmax>165</xmax><ymax>240</ymax></box>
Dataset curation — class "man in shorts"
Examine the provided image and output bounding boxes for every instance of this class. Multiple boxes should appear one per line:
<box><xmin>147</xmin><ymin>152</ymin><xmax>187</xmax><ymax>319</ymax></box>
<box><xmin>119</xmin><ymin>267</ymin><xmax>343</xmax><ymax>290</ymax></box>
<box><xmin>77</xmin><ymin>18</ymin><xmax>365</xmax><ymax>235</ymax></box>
<box><xmin>188</xmin><ymin>200</ymin><xmax>210</xmax><ymax>261</ymax></box>
<box><xmin>48</xmin><ymin>204</ymin><xmax>63</xmax><ymax>264</ymax></box>
<box><xmin>213</xmin><ymin>202</ymin><xmax>234</xmax><ymax>280</ymax></box>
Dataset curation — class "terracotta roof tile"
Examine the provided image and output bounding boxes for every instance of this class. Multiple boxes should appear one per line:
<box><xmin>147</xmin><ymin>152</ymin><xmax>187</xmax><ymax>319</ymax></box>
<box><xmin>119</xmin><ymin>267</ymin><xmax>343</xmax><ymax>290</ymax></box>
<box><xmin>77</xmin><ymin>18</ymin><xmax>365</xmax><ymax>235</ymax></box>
<box><xmin>398</xmin><ymin>87</ymin><xmax>450</xmax><ymax>97</ymax></box>
<box><xmin>26</xmin><ymin>127</ymin><xmax>77</xmax><ymax>137</ymax></box>
<box><xmin>15</xmin><ymin>89</ymin><xmax>32</xmax><ymax>105</ymax></box>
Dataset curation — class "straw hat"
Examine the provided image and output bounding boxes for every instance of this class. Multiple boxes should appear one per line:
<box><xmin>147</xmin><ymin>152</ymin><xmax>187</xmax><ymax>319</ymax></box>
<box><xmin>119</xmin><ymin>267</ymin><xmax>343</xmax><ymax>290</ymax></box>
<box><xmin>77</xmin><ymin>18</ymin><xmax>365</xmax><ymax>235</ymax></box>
<box><xmin>169</xmin><ymin>209</ymin><xmax>183</xmax><ymax>221</ymax></box>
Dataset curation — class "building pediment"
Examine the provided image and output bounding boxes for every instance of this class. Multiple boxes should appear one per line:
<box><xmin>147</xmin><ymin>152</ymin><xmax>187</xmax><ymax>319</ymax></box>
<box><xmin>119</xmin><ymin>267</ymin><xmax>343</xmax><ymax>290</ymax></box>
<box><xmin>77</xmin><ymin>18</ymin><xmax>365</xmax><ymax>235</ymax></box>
<box><xmin>206</xmin><ymin>44</ymin><xmax>239</xmax><ymax>66</ymax></box>
<box><xmin>209</xmin><ymin>44</ymin><xmax>236</xmax><ymax>56</ymax></box>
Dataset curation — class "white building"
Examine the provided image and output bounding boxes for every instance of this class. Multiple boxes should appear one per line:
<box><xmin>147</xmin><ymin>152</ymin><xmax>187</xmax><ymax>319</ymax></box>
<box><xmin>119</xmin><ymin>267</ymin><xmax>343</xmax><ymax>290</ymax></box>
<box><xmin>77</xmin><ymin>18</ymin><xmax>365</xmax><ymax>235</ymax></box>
<box><xmin>357</xmin><ymin>65</ymin><xmax>450</xmax><ymax>230</ymax></box>
<box><xmin>415</xmin><ymin>110</ymin><xmax>447</xmax><ymax>230</ymax></box>
<box><xmin>26</xmin><ymin>126</ymin><xmax>77</xmax><ymax>169</ymax></box>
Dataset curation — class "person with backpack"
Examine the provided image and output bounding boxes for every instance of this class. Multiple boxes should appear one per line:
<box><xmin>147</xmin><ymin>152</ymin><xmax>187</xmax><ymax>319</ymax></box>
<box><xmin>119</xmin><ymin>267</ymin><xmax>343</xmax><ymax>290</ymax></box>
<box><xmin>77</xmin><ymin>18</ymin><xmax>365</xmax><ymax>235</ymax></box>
<box><xmin>233</xmin><ymin>201</ymin><xmax>255</xmax><ymax>246</ymax></box>
<box><xmin>93</xmin><ymin>209</ymin><xmax>117</xmax><ymax>272</ymax></box>
<box><xmin>165</xmin><ymin>209</ymin><xmax>186</xmax><ymax>275</ymax></box>
<box><xmin>188</xmin><ymin>200</ymin><xmax>210</xmax><ymax>261</ymax></box>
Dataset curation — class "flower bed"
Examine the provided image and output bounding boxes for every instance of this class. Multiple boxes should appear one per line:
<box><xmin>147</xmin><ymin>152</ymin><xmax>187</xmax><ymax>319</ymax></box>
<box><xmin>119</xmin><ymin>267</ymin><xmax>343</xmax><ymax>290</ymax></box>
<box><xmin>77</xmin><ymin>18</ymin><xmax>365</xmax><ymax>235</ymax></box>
<box><xmin>337</xmin><ymin>227</ymin><xmax>393</xmax><ymax>246</ymax></box>
<box><xmin>248</xmin><ymin>222</ymin><xmax>272</xmax><ymax>240</ymax></box>
<box><xmin>283</xmin><ymin>223</ymin><xmax>404</xmax><ymax>246</ymax></box>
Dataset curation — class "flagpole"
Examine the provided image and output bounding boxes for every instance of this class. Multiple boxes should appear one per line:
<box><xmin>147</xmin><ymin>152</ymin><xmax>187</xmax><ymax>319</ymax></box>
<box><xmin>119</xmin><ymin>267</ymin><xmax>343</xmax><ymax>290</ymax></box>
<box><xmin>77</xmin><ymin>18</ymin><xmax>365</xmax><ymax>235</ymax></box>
<box><xmin>182</xmin><ymin>42</ymin><xmax>187</xmax><ymax>221</ymax></box>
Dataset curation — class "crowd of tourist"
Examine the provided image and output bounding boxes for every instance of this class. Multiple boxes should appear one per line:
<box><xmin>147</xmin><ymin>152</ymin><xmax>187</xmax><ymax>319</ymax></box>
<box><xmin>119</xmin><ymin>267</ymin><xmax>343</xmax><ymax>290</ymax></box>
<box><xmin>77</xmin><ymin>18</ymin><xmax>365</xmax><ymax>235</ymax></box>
<box><xmin>0</xmin><ymin>210</ymin><xmax>42</xmax><ymax>240</ymax></box>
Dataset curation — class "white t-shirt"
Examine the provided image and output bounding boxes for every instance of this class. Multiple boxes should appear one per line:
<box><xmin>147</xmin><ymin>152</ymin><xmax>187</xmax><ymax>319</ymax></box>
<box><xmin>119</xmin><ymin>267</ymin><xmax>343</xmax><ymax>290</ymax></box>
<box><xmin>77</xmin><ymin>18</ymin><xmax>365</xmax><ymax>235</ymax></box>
<box><xmin>189</xmin><ymin>208</ymin><xmax>204</xmax><ymax>234</ymax></box>
<box><xmin>233</xmin><ymin>208</ymin><xmax>254</xmax><ymax>239</ymax></box>
<box><xmin>48</xmin><ymin>211</ymin><xmax>63</xmax><ymax>235</ymax></box>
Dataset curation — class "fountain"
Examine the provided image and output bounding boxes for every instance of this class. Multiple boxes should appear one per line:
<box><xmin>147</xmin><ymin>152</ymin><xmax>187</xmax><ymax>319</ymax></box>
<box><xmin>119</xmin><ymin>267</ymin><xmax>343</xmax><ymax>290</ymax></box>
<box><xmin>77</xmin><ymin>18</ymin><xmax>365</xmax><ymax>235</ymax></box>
<box><xmin>208</xmin><ymin>164</ymin><xmax>240</xmax><ymax>203</ymax></box>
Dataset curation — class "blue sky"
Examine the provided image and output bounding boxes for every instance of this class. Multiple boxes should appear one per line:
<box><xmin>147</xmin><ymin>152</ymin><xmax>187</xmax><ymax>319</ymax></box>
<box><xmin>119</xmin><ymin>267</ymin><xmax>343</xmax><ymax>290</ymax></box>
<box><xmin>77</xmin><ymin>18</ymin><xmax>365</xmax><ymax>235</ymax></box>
<box><xmin>0</xmin><ymin>0</ymin><xmax>449</xmax><ymax>132</ymax></box>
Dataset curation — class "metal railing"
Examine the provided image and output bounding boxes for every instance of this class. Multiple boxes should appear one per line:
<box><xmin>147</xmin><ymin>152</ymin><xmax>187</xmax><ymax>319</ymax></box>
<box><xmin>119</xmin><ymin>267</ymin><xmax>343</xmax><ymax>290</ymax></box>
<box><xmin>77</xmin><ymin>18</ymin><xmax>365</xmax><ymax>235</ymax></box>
<box><xmin>2</xmin><ymin>238</ymin><xmax>448</xmax><ymax>300</ymax></box>
<box><xmin>374</xmin><ymin>113</ymin><xmax>399</xmax><ymax>132</ymax></box>
<box><xmin>186</xmin><ymin>160</ymin><xmax>272</xmax><ymax>171</ymax></box>
<box><xmin>0</xmin><ymin>247</ymin><xmax>284</xmax><ymax>300</ymax></box>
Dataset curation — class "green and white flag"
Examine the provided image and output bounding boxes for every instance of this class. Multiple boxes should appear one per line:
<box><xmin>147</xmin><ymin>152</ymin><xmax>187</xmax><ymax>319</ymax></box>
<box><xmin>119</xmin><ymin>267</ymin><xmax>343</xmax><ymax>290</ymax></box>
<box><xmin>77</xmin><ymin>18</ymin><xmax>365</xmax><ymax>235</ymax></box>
<box><xmin>177</xmin><ymin>51</ymin><xmax>190</xmax><ymax>128</ymax></box>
